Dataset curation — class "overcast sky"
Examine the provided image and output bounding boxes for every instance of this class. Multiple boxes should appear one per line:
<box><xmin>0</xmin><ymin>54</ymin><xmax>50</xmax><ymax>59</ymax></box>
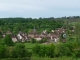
<box><xmin>0</xmin><ymin>0</ymin><xmax>80</xmax><ymax>18</ymax></box>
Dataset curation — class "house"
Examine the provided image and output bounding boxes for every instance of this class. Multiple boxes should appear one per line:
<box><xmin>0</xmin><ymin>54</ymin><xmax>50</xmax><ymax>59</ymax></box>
<box><xmin>57</xmin><ymin>28</ymin><xmax>66</xmax><ymax>34</ymax></box>
<box><xmin>28</xmin><ymin>28</ymin><xmax>38</xmax><ymax>38</ymax></box>
<box><xmin>28</xmin><ymin>32</ymin><xmax>35</xmax><ymax>38</ymax></box>
<box><xmin>12</xmin><ymin>35</ymin><xmax>18</xmax><ymax>42</ymax></box>
<box><xmin>34</xmin><ymin>35</ymin><xmax>42</xmax><ymax>41</ymax></box>
<box><xmin>6</xmin><ymin>31</ymin><xmax>12</xmax><ymax>35</ymax></box>
<box><xmin>0</xmin><ymin>27</ymin><xmax>67</xmax><ymax>43</ymax></box>
<box><xmin>27</xmin><ymin>36</ymin><xmax>31</xmax><ymax>42</ymax></box>
<box><xmin>17</xmin><ymin>33</ymin><xmax>23</xmax><ymax>42</ymax></box>
<box><xmin>51</xmin><ymin>30</ymin><xmax>54</xmax><ymax>33</ymax></box>
<box><xmin>47</xmin><ymin>32</ymin><xmax>60</xmax><ymax>42</ymax></box>
<box><xmin>2</xmin><ymin>34</ymin><xmax>5</xmax><ymax>38</ymax></box>
<box><xmin>43</xmin><ymin>30</ymin><xmax>47</xmax><ymax>34</ymax></box>
<box><xmin>17</xmin><ymin>31</ymin><xmax>24</xmax><ymax>42</ymax></box>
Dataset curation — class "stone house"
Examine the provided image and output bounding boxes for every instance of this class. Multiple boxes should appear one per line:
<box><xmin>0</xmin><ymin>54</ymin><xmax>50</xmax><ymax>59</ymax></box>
<box><xmin>12</xmin><ymin>35</ymin><xmax>18</xmax><ymax>42</ymax></box>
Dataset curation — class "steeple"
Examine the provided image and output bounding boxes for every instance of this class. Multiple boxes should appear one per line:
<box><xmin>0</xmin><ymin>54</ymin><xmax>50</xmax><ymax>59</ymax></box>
<box><xmin>33</xmin><ymin>26</ymin><xmax>36</xmax><ymax>32</ymax></box>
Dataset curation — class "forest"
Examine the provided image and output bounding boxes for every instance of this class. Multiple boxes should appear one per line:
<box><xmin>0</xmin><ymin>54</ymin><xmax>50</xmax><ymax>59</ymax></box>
<box><xmin>0</xmin><ymin>17</ymin><xmax>64</xmax><ymax>34</ymax></box>
<box><xmin>0</xmin><ymin>16</ymin><xmax>80</xmax><ymax>60</ymax></box>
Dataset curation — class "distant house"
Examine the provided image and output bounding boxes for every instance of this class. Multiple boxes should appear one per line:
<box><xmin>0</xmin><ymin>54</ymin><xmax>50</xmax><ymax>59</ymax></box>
<box><xmin>1</xmin><ymin>27</ymin><xmax>67</xmax><ymax>43</ymax></box>
<box><xmin>17</xmin><ymin>33</ymin><xmax>23</xmax><ymax>42</ymax></box>
<box><xmin>28</xmin><ymin>28</ymin><xmax>38</xmax><ymax>38</ymax></box>
<box><xmin>2</xmin><ymin>33</ymin><xmax>6</xmax><ymax>38</ymax></box>
<box><xmin>28</xmin><ymin>32</ymin><xmax>35</xmax><ymax>38</ymax></box>
<box><xmin>42</xmin><ymin>30</ymin><xmax>47</xmax><ymax>34</ymax></box>
<box><xmin>57</xmin><ymin>28</ymin><xmax>66</xmax><ymax>34</ymax></box>
<box><xmin>17</xmin><ymin>31</ymin><xmax>27</xmax><ymax>42</ymax></box>
<box><xmin>6</xmin><ymin>31</ymin><xmax>12</xmax><ymax>35</ymax></box>
<box><xmin>12</xmin><ymin>35</ymin><xmax>18</xmax><ymax>42</ymax></box>
<box><xmin>34</xmin><ymin>35</ymin><xmax>42</xmax><ymax>41</ymax></box>
<box><xmin>51</xmin><ymin>34</ymin><xmax>59</xmax><ymax>42</ymax></box>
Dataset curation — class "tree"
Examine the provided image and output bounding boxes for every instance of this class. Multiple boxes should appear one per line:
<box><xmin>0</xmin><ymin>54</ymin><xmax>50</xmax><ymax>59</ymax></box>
<box><xmin>4</xmin><ymin>34</ymin><xmax>14</xmax><ymax>46</ymax></box>
<box><xmin>32</xmin><ymin>44</ymin><xmax>41</xmax><ymax>56</ymax></box>
<box><xmin>30</xmin><ymin>38</ymin><xmax>36</xmax><ymax>43</ymax></box>
<box><xmin>0</xmin><ymin>31</ymin><xmax>2</xmax><ymax>38</ymax></box>
<box><xmin>0</xmin><ymin>44</ymin><xmax>7</xmax><ymax>58</ymax></box>
<box><xmin>54</xmin><ymin>43</ymin><xmax>71</xmax><ymax>57</ymax></box>
<box><xmin>38</xmin><ymin>45</ymin><xmax>46</xmax><ymax>57</ymax></box>
<box><xmin>46</xmin><ymin>43</ymin><xmax>55</xmax><ymax>58</ymax></box>
<box><xmin>11</xmin><ymin>43</ymin><xmax>32</xmax><ymax>58</ymax></box>
<box><xmin>33</xmin><ymin>43</ymin><xmax>55</xmax><ymax>57</ymax></box>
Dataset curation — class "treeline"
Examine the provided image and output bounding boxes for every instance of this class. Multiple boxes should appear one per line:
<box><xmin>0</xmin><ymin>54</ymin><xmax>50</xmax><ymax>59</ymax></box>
<box><xmin>0</xmin><ymin>18</ymin><xmax>63</xmax><ymax>34</ymax></box>
<box><xmin>0</xmin><ymin>16</ymin><xmax>80</xmax><ymax>35</ymax></box>
<box><xmin>0</xmin><ymin>16</ymin><xmax>80</xmax><ymax>34</ymax></box>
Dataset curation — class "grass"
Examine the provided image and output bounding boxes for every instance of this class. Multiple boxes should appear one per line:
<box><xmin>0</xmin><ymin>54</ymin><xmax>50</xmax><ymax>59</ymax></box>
<box><xmin>16</xmin><ymin>42</ymin><xmax>40</xmax><ymax>49</ymax></box>
<box><xmin>23</xmin><ymin>43</ymin><xmax>41</xmax><ymax>51</ymax></box>
<box><xmin>24</xmin><ymin>43</ymin><xmax>40</xmax><ymax>48</ymax></box>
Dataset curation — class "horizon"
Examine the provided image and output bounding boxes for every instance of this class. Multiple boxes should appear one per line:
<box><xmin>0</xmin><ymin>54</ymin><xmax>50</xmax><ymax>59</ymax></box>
<box><xmin>0</xmin><ymin>15</ymin><xmax>79</xmax><ymax>19</ymax></box>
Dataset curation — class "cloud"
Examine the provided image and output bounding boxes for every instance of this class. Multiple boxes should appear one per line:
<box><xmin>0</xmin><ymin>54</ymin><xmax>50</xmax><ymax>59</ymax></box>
<box><xmin>0</xmin><ymin>0</ymin><xmax>80</xmax><ymax>18</ymax></box>
<box><xmin>0</xmin><ymin>0</ymin><xmax>45</xmax><ymax>12</ymax></box>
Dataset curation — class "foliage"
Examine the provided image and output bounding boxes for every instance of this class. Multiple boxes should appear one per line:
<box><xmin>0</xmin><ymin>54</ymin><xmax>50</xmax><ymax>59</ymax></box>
<box><xmin>32</xmin><ymin>43</ymin><xmax>55</xmax><ymax>58</ymax></box>
<box><xmin>32</xmin><ymin>44</ymin><xmax>41</xmax><ymax>56</ymax></box>
<box><xmin>30</xmin><ymin>38</ymin><xmax>36</xmax><ymax>43</ymax></box>
<box><xmin>0</xmin><ymin>18</ymin><xmax>64</xmax><ymax>34</ymax></box>
<box><xmin>54</xmin><ymin>43</ymin><xmax>71</xmax><ymax>57</ymax></box>
<box><xmin>46</xmin><ymin>43</ymin><xmax>55</xmax><ymax>58</ymax></box>
<box><xmin>0</xmin><ymin>44</ymin><xmax>8</xmax><ymax>58</ymax></box>
<box><xmin>11</xmin><ymin>43</ymin><xmax>32</xmax><ymax>58</ymax></box>
<box><xmin>38</xmin><ymin>38</ymin><xmax>47</xmax><ymax>43</ymax></box>
<box><xmin>3</xmin><ymin>34</ymin><xmax>14</xmax><ymax>46</ymax></box>
<box><xmin>0</xmin><ymin>31</ymin><xmax>2</xmax><ymax>38</ymax></box>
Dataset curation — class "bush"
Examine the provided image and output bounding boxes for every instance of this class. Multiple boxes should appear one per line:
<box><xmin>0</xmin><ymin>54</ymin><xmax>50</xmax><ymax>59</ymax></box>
<box><xmin>11</xmin><ymin>44</ymin><xmax>32</xmax><ymax>58</ymax></box>
<box><xmin>30</xmin><ymin>38</ymin><xmax>36</xmax><ymax>43</ymax></box>
<box><xmin>3</xmin><ymin>34</ymin><xmax>14</xmax><ymax>46</ymax></box>
<box><xmin>0</xmin><ymin>44</ymin><xmax>8</xmax><ymax>58</ymax></box>
<box><xmin>54</xmin><ymin>43</ymin><xmax>71</xmax><ymax>57</ymax></box>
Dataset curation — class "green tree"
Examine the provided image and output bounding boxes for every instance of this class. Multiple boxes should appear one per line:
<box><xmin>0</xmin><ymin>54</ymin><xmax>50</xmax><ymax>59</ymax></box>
<box><xmin>54</xmin><ymin>43</ymin><xmax>71</xmax><ymax>57</ymax></box>
<box><xmin>11</xmin><ymin>43</ymin><xmax>32</xmax><ymax>58</ymax></box>
<box><xmin>32</xmin><ymin>45</ymin><xmax>41</xmax><ymax>56</ymax></box>
<box><xmin>46</xmin><ymin>43</ymin><xmax>55</xmax><ymax>58</ymax></box>
<box><xmin>0</xmin><ymin>44</ymin><xmax>7</xmax><ymax>58</ymax></box>
<box><xmin>4</xmin><ymin>34</ymin><xmax>14</xmax><ymax>46</ymax></box>
<box><xmin>0</xmin><ymin>31</ymin><xmax>2</xmax><ymax>38</ymax></box>
<box><xmin>38</xmin><ymin>45</ymin><xmax>46</xmax><ymax>57</ymax></box>
<box><xmin>30</xmin><ymin>38</ymin><xmax>36</xmax><ymax>43</ymax></box>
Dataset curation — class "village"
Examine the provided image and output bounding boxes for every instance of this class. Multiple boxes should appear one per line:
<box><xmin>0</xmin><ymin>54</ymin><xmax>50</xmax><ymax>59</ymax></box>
<box><xmin>1</xmin><ymin>27</ymin><xmax>68</xmax><ymax>43</ymax></box>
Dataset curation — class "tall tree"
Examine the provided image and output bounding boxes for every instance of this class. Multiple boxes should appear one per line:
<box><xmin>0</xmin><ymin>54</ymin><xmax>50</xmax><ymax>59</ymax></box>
<box><xmin>11</xmin><ymin>44</ymin><xmax>32</xmax><ymax>58</ymax></box>
<box><xmin>4</xmin><ymin>34</ymin><xmax>14</xmax><ymax>46</ymax></box>
<box><xmin>0</xmin><ymin>44</ymin><xmax>7</xmax><ymax>58</ymax></box>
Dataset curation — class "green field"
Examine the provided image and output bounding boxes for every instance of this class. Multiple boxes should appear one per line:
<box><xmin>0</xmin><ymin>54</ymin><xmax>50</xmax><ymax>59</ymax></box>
<box><xmin>16</xmin><ymin>43</ymin><xmax>40</xmax><ymax>49</ymax></box>
<box><xmin>15</xmin><ymin>43</ymin><xmax>40</xmax><ymax>51</ymax></box>
<box><xmin>24</xmin><ymin>43</ymin><xmax>40</xmax><ymax>48</ymax></box>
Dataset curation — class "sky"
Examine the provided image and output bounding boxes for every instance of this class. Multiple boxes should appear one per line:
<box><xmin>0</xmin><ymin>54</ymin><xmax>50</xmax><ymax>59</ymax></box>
<box><xmin>0</xmin><ymin>0</ymin><xmax>80</xmax><ymax>18</ymax></box>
